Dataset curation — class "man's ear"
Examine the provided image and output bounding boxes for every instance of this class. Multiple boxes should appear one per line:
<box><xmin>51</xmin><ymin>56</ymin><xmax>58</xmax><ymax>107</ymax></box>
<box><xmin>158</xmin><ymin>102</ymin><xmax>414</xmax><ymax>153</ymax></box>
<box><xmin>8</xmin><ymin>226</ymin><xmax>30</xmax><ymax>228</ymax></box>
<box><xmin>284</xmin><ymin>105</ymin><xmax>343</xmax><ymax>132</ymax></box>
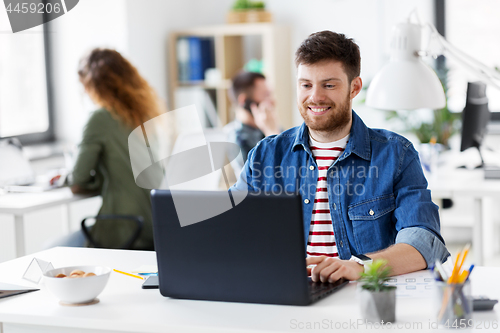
<box><xmin>237</xmin><ymin>93</ymin><xmax>247</xmax><ymax>106</ymax></box>
<box><xmin>350</xmin><ymin>77</ymin><xmax>363</xmax><ymax>100</ymax></box>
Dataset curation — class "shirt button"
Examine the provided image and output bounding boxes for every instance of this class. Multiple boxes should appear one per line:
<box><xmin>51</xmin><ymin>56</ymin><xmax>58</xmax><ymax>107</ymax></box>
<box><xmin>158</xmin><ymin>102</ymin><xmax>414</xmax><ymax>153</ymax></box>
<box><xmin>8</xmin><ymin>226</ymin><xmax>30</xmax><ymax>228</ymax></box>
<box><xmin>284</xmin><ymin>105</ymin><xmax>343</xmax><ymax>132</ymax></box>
<box><xmin>369</xmin><ymin>209</ymin><xmax>375</xmax><ymax>216</ymax></box>
<box><xmin>304</xmin><ymin>199</ymin><xmax>310</xmax><ymax>204</ymax></box>
<box><xmin>309</xmin><ymin>165</ymin><xmax>315</xmax><ymax>171</ymax></box>
<box><xmin>339</xmin><ymin>241</ymin><xmax>343</xmax><ymax>247</ymax></box>
<box><xmin>333</xmin><ymin>203</ymin><xmax>337</xmax><ymax>210</ymax></box>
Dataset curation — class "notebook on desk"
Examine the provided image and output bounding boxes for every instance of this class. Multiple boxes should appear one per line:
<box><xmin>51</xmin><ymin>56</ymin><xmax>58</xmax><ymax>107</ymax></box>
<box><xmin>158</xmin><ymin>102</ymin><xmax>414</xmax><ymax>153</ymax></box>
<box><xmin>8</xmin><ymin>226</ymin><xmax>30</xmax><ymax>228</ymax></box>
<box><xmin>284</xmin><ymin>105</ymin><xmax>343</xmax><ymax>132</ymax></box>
<box><xmin>151</xmin><ymin>190</ymin><xmax>347</xmax><ymax>305</ymax></box>
<box><xmin>0</xmin><ymin>283</ymin><xmax>38</xmax><ymax>299</ymax></box>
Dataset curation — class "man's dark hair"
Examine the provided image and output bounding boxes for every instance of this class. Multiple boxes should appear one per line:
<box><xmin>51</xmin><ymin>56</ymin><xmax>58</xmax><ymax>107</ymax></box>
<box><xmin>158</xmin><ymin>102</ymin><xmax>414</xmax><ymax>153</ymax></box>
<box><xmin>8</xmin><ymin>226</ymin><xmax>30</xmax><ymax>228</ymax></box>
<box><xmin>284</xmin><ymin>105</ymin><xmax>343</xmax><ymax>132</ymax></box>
<box><xmin>295</xmin><ymin>31</ymin><xmax>361</xmax><ymax>83</ymax></box>
<box><xmin>230</xmin><ymin>71</ymin><xmax>266</xmax><ymax>102</ymax></box>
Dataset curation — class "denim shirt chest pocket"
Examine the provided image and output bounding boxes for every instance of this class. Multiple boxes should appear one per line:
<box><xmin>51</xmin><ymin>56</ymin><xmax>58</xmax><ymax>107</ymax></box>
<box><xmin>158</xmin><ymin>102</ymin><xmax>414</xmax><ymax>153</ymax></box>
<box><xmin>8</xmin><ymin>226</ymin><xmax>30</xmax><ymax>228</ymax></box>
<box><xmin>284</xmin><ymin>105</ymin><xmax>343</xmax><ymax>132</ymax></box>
<box><xmin>347</xmin><ymin>194</ymin><xmax>396</xmax><ymax>254</ymax></box>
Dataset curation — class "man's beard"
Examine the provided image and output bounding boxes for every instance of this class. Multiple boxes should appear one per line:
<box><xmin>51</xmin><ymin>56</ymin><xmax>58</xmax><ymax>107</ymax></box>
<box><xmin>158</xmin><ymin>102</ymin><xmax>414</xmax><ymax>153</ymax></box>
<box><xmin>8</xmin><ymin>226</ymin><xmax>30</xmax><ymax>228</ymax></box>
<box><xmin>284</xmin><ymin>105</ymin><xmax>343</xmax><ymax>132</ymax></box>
<box><xmin>298</xmin><ymin>91</ymin><xmax>351</xmax><ymax>134</ymax></box>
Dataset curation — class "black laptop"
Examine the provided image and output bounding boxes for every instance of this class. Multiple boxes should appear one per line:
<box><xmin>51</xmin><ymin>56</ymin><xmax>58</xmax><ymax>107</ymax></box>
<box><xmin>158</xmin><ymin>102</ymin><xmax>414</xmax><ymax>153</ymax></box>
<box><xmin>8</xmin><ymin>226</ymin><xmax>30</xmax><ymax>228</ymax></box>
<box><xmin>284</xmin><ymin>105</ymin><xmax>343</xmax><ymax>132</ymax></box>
<box><xmin>151</xmin><ymin>190</ymin><xmax>347</xmax><ymax>305</ymax></box>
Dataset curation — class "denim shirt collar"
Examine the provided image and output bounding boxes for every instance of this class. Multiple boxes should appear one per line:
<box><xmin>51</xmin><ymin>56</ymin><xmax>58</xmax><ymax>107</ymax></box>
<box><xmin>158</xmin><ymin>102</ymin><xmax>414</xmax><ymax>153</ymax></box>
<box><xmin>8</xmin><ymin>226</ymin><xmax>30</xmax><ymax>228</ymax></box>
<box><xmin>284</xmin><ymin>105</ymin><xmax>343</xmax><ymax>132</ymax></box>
<box><xmin>292</xmin><ymin>110</ymin><xmax>371</xmax><ymax>161</ymax></box>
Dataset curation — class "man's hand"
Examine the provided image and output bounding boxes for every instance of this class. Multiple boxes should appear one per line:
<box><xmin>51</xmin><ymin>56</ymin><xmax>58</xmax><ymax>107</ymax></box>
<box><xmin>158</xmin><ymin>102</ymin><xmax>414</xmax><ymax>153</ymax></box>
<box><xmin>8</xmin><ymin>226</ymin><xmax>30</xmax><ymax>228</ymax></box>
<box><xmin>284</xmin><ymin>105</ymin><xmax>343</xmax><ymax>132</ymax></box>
<box><xmin>250</xmin><ymin>99</ymin><xmax>280</xmax><ymax>137</ymax></box>
<box><xmin>306</xmin><ymin>256</ymin><xmax>363</xmax><ymax>283</ymax></box>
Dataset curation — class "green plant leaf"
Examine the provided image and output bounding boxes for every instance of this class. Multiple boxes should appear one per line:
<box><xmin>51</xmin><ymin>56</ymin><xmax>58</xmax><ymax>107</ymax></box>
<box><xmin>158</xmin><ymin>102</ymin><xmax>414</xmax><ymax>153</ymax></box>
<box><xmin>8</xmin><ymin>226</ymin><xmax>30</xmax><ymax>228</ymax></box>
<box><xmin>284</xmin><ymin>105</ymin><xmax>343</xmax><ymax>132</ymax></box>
<box><xmin>232</xmin><ymin>0</ymin><xmax>250</xmax><ymax>10</ymax></box>
<box><xmin>232</xmin><ymin>0</ymin><xmax>266</xmax><ymax>10</ymax></box>
<box><xmin>251</xmin><ymin>1</ymin><xmax>265</xmax><ymax>9</ymax></box>
<box><xmin>359</xmin><ymin>259</ymin><xmax>393</xmax><ymax>292</ymax></box>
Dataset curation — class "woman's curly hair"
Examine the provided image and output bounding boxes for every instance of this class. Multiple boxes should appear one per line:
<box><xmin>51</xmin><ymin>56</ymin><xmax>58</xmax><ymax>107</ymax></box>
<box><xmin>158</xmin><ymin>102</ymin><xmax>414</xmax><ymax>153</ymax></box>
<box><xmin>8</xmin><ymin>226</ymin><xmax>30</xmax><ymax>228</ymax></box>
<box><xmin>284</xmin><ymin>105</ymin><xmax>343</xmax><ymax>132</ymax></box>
<box><xmin>78</xmin><ymin>48</ymin><xmax>163</xmax><ymax>128</ymax></box>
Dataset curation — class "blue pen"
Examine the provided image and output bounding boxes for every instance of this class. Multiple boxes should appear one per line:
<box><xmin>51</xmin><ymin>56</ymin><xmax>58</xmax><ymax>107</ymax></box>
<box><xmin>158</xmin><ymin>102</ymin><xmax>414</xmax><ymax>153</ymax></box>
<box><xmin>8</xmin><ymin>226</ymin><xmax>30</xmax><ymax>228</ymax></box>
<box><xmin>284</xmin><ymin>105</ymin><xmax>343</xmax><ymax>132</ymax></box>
<box><xmin>456</xmin><ymin>264</ymin><xmax>475</xmax><ymax>316</ymax></box>
<box><xmin>465</xmin><ymin>264</ymin><xmax>475</xmax><ymax>281</ymax></box>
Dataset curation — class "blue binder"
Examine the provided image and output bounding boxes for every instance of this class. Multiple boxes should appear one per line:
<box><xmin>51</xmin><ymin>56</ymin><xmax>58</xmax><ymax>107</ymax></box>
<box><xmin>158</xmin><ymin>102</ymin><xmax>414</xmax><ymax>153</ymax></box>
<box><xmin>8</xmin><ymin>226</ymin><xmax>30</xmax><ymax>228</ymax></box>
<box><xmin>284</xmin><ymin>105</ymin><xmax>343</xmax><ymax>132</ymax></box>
<box><xmin>188</xmin><ymin>37</ymin><xmax>214</xmax><ymax>81</ymax></box>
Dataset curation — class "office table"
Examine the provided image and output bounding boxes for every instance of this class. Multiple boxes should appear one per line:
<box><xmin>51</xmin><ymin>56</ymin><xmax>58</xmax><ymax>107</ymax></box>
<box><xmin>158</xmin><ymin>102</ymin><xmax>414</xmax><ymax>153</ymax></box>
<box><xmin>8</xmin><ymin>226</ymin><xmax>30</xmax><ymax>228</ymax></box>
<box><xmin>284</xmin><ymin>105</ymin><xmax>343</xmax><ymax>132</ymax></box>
<box><xmin>0</xmin><ymin>188</ymin><xmax>96</xmax><ymax>260</ymax></box>
<box><xmin>0</xmin><ymin>247</ymin><xmax>498</xmax><ymax>333</ymax></box>
<box><xmin>428</xmin><ymin>168</ymin><xmax>500</xmax><ymax>265</ymax></box>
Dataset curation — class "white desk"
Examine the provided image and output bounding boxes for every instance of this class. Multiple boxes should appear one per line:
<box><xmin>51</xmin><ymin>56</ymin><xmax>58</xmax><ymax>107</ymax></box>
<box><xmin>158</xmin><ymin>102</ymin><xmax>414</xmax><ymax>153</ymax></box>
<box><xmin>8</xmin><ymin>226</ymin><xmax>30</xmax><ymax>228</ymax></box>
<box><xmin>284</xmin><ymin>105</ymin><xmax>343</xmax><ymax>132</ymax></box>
<box><xmin>0</xmin><ymin>189</ymin><xmax>98</xmax><ymax>260</ymax></box>
<box><xmin>428</xmin><ymin>168</ymin><xmax>500</xmax><ymax>265</ymax></box>
<box><xmin>0</xmin><ymin>247</ymin><xmax>498</xmax><ymax>333</ymax></box>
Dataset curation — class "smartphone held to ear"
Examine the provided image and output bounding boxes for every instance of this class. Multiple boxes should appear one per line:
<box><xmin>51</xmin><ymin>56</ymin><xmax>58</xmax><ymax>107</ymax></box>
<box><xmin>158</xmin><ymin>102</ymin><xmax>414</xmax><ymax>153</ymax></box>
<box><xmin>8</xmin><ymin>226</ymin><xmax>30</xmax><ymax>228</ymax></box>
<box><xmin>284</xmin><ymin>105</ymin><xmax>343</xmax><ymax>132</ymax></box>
<box><xmin>243</xmin><ymin>98</ymin><xmax>256</xmax><ymax>113</ymax></box>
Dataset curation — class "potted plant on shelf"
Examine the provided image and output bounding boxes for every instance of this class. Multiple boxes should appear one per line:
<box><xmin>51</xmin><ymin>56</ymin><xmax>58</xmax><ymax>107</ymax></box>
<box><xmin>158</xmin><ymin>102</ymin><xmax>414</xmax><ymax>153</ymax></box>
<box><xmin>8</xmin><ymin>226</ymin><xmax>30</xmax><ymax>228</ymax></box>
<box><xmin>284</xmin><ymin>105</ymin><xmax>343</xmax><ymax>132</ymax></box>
<box><xmin>227</xmin><ymin>0</ymin><xmax>272</xmax><ymax>24</ymax></box>
<box><xmin>359</xmin><ymin>259</ymin><xmax>396</xmax><ymax>323</ymax></box>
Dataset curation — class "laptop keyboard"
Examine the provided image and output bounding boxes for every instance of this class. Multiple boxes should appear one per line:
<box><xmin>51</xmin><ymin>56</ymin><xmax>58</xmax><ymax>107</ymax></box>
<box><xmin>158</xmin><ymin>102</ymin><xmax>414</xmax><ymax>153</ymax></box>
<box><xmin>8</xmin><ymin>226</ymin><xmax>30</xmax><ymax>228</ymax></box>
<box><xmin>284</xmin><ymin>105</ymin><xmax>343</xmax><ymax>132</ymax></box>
<box><xmin>308</xmin><ymin>279</ymin><xmax>334</xmax><ymax>296</ymax></box>
<box><xmin>308</xmin><ymin>277</ymin><xmax>348</xmax><ymax>301</ymax></box>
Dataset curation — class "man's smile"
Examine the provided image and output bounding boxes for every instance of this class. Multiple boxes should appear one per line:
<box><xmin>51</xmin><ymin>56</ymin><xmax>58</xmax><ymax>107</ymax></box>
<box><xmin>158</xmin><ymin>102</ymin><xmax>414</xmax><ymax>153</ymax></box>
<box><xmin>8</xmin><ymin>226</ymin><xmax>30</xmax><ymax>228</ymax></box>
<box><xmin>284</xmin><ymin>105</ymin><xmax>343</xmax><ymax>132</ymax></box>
<box><xmin>308</xmin><ymin>106</ymin><xmax>331</xmax><ymax>115</ymax></box>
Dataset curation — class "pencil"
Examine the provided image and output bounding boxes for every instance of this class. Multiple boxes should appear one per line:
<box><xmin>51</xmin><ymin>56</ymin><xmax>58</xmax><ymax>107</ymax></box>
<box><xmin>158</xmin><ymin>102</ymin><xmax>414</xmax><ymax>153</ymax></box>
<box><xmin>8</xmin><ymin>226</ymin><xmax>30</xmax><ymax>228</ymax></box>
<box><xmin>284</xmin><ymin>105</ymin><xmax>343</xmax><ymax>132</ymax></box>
<box><xmin>113</xmin><ymin>269</ymin><xmax>144</xmax><ymax>280</ymax></box>
<box><xmin>455</xmin><ymin>244</ymin><xmax>470</xmax><ymax>283</ymax></box>
<box><xmin>458</xmin><ymin>270</ymin><xmax>469</xmax><ymax>284</ymax></box>
<box><xmin>447</xmin><ymin>252</ymin><xmax>461</xmax><ymax>284</ymax></box>
<box><xmin>465</xmin><ymin>264</ymin><xmax>475</xmax><ymax>282</ymax></box>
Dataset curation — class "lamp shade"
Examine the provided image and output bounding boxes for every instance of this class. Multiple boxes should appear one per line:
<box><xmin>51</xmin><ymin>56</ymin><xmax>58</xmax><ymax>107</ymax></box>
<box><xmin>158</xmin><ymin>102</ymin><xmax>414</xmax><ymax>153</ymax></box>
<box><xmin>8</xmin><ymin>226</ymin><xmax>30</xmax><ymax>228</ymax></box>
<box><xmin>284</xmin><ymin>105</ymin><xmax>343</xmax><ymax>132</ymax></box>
<box><xmin>366</xmin><ymin>22</ymin><xmax>446</xmax><ymax>110</ymax></box>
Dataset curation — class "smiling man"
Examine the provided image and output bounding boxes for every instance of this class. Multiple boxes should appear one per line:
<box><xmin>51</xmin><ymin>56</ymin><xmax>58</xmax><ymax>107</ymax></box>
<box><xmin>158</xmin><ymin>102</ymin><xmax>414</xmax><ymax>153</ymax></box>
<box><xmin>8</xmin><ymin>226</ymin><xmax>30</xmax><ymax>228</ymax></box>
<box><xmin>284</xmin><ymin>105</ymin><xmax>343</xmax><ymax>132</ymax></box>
<box><xmin>232</xmin><ymin>31</ymin><xmax>450</xmax><ymax>283</ymax></box>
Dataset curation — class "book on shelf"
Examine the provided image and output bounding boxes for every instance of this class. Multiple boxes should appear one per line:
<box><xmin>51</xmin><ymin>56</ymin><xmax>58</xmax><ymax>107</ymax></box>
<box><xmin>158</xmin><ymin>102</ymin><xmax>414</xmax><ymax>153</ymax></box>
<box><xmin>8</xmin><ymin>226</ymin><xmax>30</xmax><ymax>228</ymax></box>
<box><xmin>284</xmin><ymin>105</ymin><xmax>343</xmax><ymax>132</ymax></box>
<box><xmin>177</xmin><ymin>36</ymin><xmax>215</xmax><ymax>83</ymax></box>
<box><xmin>177</xmin><ymin>38</ymin><xmax>190</xmax><ymax>82</ymax></box>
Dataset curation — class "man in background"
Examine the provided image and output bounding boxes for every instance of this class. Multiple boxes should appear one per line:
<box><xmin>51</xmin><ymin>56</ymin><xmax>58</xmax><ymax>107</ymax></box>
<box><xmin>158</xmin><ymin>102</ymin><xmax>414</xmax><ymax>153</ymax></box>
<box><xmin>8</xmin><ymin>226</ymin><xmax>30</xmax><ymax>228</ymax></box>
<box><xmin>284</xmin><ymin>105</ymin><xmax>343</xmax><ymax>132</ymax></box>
<box><xmin>226</xmin><ymin>71</ymin><xmax>281</xmax><ymax>166</ymax></box>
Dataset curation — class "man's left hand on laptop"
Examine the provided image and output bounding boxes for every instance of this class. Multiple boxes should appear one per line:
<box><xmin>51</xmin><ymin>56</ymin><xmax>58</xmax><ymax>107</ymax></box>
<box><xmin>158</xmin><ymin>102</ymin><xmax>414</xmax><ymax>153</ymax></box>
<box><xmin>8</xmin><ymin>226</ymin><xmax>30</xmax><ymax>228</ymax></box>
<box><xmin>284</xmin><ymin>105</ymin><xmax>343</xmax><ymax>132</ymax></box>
<box><xmin>307</xmin><ymin>256</ymin><xmax>363</xmax><ymax>283</ymax></box>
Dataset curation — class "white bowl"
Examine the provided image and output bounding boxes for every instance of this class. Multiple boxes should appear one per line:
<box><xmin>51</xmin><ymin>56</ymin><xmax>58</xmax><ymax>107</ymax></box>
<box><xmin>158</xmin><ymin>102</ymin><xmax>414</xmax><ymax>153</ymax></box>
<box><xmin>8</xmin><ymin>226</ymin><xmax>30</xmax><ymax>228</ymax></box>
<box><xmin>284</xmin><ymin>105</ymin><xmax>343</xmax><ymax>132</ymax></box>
<box><xmin>43</xmin><ymin>265</ymin><xmax>111</xmax><ymax>304</ymax></box>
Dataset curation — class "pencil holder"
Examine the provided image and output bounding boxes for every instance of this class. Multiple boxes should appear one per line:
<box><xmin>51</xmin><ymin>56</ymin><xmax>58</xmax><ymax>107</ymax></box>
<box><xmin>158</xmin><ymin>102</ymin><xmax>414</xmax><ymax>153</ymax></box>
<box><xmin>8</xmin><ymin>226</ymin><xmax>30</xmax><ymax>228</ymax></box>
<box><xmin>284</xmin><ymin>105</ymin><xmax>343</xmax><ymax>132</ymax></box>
<box><xmin>435</xmin><ymin>281</ymin><xmax>473</xmax><ymax>328</ymax></box>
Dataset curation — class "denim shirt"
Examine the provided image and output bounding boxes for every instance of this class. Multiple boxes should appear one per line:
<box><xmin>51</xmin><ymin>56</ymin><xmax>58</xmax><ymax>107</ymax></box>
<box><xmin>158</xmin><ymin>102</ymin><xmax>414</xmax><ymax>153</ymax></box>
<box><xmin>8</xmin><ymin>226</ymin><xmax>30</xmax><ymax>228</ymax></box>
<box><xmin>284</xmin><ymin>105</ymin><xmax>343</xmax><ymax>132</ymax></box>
<box><xmin>232</xmin><ymin>110</ymin><xmax>450</xmax><ymax>267</ymax></box>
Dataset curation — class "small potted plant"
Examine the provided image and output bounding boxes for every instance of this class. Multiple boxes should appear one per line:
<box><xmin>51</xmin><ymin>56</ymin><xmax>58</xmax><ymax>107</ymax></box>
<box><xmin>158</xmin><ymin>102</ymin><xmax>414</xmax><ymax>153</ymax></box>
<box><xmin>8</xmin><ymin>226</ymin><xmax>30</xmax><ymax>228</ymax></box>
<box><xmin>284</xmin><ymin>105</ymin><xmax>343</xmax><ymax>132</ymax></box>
<box><xmin>359</xmin><ymin>259</ymin><xmax>396</xmax><ymax>323</ymax></box>
<box><xmin>227</xmin><ymin>0</ymin><xmax>272</xmax><ymax>24</ymax></box>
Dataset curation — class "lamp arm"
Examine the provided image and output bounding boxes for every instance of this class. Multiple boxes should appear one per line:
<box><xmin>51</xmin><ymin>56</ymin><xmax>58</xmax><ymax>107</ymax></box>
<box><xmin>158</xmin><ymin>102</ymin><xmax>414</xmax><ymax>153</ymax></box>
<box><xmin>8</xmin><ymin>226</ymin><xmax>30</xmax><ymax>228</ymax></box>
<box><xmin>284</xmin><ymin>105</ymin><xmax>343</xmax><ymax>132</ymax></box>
<box><xmin>439</xmin><ymin>35</ymin><xmax>500</xmax><ymax>90</ymax></box>
<box><xmin>424</xmin><ymin>23</ymin><xmax>500</xmax><ymax>90</ymax></box>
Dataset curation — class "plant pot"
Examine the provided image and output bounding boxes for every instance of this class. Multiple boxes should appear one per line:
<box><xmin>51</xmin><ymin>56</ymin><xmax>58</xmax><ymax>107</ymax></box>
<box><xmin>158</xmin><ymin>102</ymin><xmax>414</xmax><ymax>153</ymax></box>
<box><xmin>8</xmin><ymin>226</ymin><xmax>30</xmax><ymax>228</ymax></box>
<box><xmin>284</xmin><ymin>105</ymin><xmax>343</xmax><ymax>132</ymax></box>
<box><xmin>360</xmin><ymin>288</ymin><xmax>396</xmax><ymax>323</ymax></box>
<box><xmin>226</xmin><ymin>10</ymin><xmax>272</xmax><ymax>24</ymax></box>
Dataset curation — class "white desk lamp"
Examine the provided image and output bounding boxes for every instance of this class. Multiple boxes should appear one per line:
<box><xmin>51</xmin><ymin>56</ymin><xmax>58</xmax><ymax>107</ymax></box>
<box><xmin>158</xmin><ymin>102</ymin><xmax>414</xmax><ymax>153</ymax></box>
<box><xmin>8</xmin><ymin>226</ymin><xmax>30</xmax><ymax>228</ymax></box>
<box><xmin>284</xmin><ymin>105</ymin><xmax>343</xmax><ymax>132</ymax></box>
<box><xmin>366</xmin><ymin>12</ymin><xmax>500</xmax><ymax>110</ymax></box>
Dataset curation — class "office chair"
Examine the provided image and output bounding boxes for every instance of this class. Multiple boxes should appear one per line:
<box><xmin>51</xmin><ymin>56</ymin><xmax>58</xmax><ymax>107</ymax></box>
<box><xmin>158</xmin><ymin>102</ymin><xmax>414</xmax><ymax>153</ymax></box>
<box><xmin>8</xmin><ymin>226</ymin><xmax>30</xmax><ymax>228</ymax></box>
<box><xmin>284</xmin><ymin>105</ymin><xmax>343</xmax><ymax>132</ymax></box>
<box><xmin>81</xmin><ymin>215</ymin><xmax>144</xmax><ymax>250</ymax></box>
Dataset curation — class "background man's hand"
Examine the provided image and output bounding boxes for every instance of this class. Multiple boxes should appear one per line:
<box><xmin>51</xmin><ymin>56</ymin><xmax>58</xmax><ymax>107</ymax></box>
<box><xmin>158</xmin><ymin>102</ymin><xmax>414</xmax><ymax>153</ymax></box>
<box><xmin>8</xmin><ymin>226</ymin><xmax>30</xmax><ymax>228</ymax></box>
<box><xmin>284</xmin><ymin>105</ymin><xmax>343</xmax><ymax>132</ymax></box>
<box><xmin>250</xmin><ymin>99</ymin><xmax>280</xmax><ymax>136</ymax></box>
<box><xmin>306</xmin><ymin>256</ymin><xmax>364</xmax><ymax>283</ymax></box>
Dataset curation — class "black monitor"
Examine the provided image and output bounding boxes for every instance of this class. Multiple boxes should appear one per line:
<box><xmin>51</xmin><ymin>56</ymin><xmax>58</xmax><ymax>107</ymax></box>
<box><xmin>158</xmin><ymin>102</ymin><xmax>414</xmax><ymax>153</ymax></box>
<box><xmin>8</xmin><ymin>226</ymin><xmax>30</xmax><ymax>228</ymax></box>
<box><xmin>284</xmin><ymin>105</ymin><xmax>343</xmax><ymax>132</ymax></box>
<box><xmin>460</xmin><ymin>81</ymin><xmax>491</xmax><ymax>168</ymax></box>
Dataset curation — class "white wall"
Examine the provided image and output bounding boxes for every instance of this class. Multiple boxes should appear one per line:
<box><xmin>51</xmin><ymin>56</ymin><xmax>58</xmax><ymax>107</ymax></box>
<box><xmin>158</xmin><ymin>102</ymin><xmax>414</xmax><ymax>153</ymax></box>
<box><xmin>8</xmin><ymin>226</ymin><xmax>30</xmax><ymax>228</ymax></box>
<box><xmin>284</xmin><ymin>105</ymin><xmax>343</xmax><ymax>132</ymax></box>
<box><xmin>49</xmin><ymin>0</ymin><xmax>129</xmax><ymax>144</ymax></box>
<box><xmin>50</xmin><ymin>0</ymin><xmax>435</xmax><ymax>143</ymax></box>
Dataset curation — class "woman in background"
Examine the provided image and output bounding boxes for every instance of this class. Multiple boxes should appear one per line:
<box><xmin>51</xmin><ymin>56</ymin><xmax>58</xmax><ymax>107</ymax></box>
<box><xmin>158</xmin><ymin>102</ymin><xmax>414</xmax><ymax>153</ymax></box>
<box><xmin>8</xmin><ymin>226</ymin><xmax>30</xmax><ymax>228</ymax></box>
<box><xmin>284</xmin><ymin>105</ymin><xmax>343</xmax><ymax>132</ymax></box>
<box><xmin>71</xmin><ymin>48</ymin><xmax>164</xmax><ymax>250</ymax></box>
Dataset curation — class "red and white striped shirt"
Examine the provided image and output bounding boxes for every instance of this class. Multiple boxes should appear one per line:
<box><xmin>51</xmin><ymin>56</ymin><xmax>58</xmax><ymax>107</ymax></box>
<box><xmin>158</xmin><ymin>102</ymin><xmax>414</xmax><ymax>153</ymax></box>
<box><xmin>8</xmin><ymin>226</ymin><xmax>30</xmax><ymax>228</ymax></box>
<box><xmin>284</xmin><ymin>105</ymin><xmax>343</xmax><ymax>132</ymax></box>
<box><xmin>306</xmin><ymin>134</ymin><xmax>349</xmax><ymax>258</ymax></box>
